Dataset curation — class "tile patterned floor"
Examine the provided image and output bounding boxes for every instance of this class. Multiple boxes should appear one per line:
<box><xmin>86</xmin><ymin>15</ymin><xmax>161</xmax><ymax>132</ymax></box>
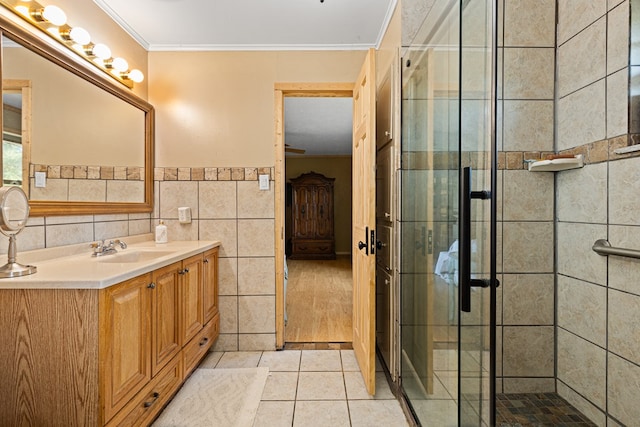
<box><xmin>497</xmin><ymin>393</ymin><xmax>597</xmax><ymax>427</ymax></box>
<box><xmin>200</xmin><ymin>349</ymin><xmax>411</xmax><ymax>427</ymax></box>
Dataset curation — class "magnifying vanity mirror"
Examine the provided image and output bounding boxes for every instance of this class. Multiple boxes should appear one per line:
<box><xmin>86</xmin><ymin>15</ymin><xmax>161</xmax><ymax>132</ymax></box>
<box><xmin>0</xmin><ymin>185</ymin><xmax>36</xmax><ymax>277</ymax></box>
<box><xmin>0</xmin><ymin>9</ymin><xmax>154</xmax><ymax>216</ymax></box>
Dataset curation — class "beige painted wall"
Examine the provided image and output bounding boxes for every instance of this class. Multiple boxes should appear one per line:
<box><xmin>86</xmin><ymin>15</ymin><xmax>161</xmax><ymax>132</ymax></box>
<box><xmin>285</xmin><ymin>156</ymin><xmax>352</xmax><ymax>254</ymax></box>
<box><xmin>148</xmin><ymin>50</ymin><xmax>367</xmax><ymax>167</ymax></box>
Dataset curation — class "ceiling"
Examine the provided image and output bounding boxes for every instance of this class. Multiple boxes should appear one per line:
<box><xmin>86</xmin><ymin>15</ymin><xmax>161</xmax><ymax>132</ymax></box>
<box><xmin>94</xmin><ymin>0</ymin><xmax>396</xmax><ymax>51</ymax></box>
<box><xmin>284</xmin><ymin>98</ymin><xmax>353</xmax><ymax>156</ymax></box>
<box><xmin>93</xmin><ymin>0</ymin><xmax>393</xmax><ymax>156</ymax></box>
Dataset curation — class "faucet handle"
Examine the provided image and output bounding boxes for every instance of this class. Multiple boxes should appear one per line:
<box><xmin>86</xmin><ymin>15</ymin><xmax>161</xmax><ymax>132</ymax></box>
<box><xmin>114</xmin><ymin>239</ymin><xmax>127</xmax><ymax>249</ymax></box>
<box><xmin>90</xmin><ymin>240</ymin><xmax>105</xmax><ymax>249</ymax></box>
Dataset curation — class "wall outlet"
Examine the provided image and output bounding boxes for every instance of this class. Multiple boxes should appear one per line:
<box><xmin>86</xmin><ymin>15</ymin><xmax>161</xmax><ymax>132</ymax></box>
<box><xmin>35</xmin><ymin>171</ymin><xmax>46</xmax><ymax>188</ymax></box>
<box><xmin>178</xmin><ymin>206</ymin><xmax>192</xmax><ymax>223</ymax></box>
<box><xmin>259</xmin><ymin>174</ymin><xmax>269</xmax><ymax>190</ymax></box>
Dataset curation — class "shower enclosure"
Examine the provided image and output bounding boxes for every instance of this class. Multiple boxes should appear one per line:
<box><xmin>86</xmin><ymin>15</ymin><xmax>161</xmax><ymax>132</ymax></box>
<box><xmin>399</xmin><ymin>0</ymin><xmax>497</xmax><ymax>425</ymax></box>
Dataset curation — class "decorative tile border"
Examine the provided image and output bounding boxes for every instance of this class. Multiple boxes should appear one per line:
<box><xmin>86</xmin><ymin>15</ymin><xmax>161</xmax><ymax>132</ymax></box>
<box><xmin>154</xmin><ymin>167</ymin><xmax>274</xmax><ymax>181</ymax></box>
<box><xmin>559</xmin><ymin>134</ymin><xmax>640</xmax><ymax>165</ymax></box>
<box><xmin>402</xmin><ymin>134</ymin><xmax>640</xmax><ymax>171</ymax></box>
<box><xmin>30</xmin><ymin>164</ymin><xmax>144</xmax><ymax>180</ymax></box>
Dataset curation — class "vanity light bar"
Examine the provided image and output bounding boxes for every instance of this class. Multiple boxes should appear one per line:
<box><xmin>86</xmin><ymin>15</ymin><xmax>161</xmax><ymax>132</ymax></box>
<box><xmin>0</xmin><ymin>0</ymin><xmax>144</xmax><ymax>88</ymax></box>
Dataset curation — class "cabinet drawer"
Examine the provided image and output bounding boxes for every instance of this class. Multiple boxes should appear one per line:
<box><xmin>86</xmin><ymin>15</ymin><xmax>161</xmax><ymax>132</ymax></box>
<box><xmin>183</xmin><ymin>312</ymin><xmax>219</xmax><ymax>378</ymax></box>
<box><xmin>106</xmin><ymin>355</ymin><xmax>182</xmax><ymax>427</ymax></box>
<box><xmin>291</xmin><ymin>241</ymin><xmax>335</xmax><ymax>259</ymax></box>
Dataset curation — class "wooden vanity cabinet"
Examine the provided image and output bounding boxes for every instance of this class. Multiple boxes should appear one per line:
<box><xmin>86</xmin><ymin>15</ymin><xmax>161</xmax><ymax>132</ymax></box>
<box><xmin>0</xmin><ymin>246</ymin><xmax>220</xmax><ymax>427</ymax></box>
<box><xmin>100</xmin><ymin>273</ymin><xmax>154</xmax><ymax>422</ymax></box>
<box><xmin>182</xmin><ymin>248</ymin><xmax>220</xmax><ymax>378</ymax></box>
<box><xmin>203</xmin><ymin>247</ymin><xmax>219</xmax><ymax>324</ymax></box>
<box><xmin>151</xmin><ymin>262</ymin><xmax>182</xmax><ymax>376</ymax></box>
<box><xmin>106</xmin><ymin>250</ymin><xmax>221</xmax><ymax>425</ymax></box>
<box><xmin>180</xmin><ymin>254</ymin><xmax>204</xmax><ymax>345</ymax></box>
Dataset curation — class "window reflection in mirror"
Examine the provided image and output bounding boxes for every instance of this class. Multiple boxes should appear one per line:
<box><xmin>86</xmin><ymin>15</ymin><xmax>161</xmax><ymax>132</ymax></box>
<box><xmin>3</xmin><ymin>92</ymin><xmax>22</xmax><ymax>184</ymax></box>
<box><xmin>2</xmin><ymin>79</ymin><xmax>30</xmax><ymax>193</ymax></box>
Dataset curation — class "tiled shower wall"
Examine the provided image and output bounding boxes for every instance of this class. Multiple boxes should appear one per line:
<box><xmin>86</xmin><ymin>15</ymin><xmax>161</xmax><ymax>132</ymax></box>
<box><xmin>555</xmin><ymin>1</ymin><xmax>640</xmax><ymax>425</ymax></box>
<box><xmin>496</xmin><ymin>0</ymin><xmax>556</xmax><ymax>393</ymax></box>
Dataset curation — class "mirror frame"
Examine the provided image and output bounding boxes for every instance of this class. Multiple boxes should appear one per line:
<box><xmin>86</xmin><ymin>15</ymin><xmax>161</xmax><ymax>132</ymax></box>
<box><xmin>0</xmin><ymin>11</ymin><xmax>154</xmax><ymax>216</ymax></box>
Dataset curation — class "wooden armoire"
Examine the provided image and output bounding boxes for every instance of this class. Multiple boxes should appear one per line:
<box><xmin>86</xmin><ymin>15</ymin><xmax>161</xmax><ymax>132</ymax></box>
<box><xmin>289</xmin><ymin>172</ymin><xmax>336</xmax><ymax>260</ymax></box>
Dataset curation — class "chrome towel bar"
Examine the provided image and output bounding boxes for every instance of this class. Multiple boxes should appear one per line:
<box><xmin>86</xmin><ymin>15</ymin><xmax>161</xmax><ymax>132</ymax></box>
<box><xmin>592</xmin><ymin>239</ymin><xmax>640</xmax><ymax>260</ymax></box>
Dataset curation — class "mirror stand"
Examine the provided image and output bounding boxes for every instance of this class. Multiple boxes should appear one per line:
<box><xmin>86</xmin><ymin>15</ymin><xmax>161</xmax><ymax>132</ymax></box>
<box><xmin>0</xmin><ymin>186</ymin><xmax>36</xmax><ymax>278</ymax></box>
<box><xmin>0</xmin><ymin>233</ymin><xmax>36</xmax><ymax>277</ymax></box>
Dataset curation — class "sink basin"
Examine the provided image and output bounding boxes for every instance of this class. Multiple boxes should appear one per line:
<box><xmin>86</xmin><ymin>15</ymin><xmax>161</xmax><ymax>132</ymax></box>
<box><xmin>96</xmin><ymin>250</ymin><xmax>174</xmax><ymax>263</ymax></box>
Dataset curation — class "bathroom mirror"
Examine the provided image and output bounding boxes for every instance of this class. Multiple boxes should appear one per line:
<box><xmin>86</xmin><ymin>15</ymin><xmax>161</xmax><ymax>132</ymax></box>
<box><xmin>0</xmin><ymin>12</ymin><xmax>154</xmax><ymax>216</ymax></box>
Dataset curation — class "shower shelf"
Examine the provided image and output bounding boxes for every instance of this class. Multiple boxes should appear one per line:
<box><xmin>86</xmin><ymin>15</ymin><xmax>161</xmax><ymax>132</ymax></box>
<box><xmin>527</xmin><ymin>154</ymin><xmax>584</xmax><ymax>172</ymax></box>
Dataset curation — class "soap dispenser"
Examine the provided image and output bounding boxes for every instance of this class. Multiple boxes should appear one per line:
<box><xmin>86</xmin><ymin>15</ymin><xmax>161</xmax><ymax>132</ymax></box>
<box><xmin>155</xmin><ymin>220</ymin><xmax>168</xmax><ymax>243</ymax></box>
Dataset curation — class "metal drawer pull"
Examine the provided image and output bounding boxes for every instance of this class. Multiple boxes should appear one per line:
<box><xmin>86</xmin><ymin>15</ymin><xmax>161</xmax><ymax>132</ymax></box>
<box><xmin>143</xmin><ymin>392</ymin><xmax>160</xmax><ymax>408</ymax></box>
<box><xmin>147</xmin><ymin>282</ymin><xmax>156</xmax><ymax>289</ymax></box>
<box><xmin>179</xmin><ymin>268</ymin><xmax>190</xmax><ymax>275</ymax></box>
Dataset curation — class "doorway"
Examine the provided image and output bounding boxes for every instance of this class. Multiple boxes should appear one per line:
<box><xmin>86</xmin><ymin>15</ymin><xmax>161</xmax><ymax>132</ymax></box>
<box><xmin>273</xmin><ymin>83</ymin><xmax>355</xmax><ymax>349</ymax></box>
<box><xmin>283</xmin><ymin>98</ymin><xmax>354</xmax><ymax>343</ymax></box>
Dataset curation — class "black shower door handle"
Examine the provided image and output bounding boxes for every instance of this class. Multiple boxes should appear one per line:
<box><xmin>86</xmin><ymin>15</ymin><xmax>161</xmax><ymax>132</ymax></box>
<box><xmin>460</xmin><ymin>167</ymin><xmax>492</xmax><ymax>312</ymax></box>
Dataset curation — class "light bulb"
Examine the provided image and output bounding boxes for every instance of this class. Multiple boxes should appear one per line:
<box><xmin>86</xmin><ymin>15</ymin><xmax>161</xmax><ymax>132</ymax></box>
<box><xmin>127</xmin><ymin>69</ymin><xmax>144</xmax><ymax>83</ymax></box>
<box><xmin>15</xmin><ymin>5</ymin><xmax>29</xmax><ymax>17</ymax></box>
<box><xmin>112</xmin><ymin>57</ymin><xmax>128</xmax><ymax>72</ymax></box>
<box><xmin>69</xmin><ymin>27</ymin><xmax>90</xmax><ymax>45</ymax></box>
<box><xmin>92</xmin><ymin>43</ymin><xmax>111</xmax><ymax>60</ymax></box>
<box><xmin>42</xmin><ymin>5</ymin><xmax>67</xmax><ymax>26</ymax></box>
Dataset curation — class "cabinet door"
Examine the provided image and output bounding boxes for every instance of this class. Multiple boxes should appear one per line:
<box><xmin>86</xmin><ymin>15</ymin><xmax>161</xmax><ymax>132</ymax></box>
<box><xmin>203</xmin><ymin>247</ymin><xmax>219</xmax><ymax>324</ymax></box>
<box><xmin>315</xmin><ymin>184</ymin><xmax>333</xmax><ymax>238</ymax></box>
<box><xmin>151</xmin><ymin>261</ymin><xmax>182</xmax><ymax>376</ymax></box>
<box><xmin>181</xmin><ymin>254</ymin><xmax>204</xmax><ymax>344</ymax></box>
<box><xmin>293</xmin><ymin>185</ymin><xmax>314</xmax><ymax>238</ymax></box>
<box><xmin>100</xmin><ymin>273</ymin><xmax>152</xmax><ymax>422</ymax></box>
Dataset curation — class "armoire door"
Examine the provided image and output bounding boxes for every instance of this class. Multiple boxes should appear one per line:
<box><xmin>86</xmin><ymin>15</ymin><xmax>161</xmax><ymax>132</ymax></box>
<box><xmin>292</xmin><ymin>185</ymin><xmax>314</xmax><ymax>239</ymax></box>
<box><xmin>315</xmin><ymin>184</ymin><xmax>333</xmax><ymax>238</ymax></box>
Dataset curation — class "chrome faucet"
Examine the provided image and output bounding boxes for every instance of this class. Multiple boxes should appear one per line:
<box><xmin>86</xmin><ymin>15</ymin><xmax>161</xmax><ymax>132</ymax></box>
<box><xmin>90</xmin><ymin>239</ymin><xmax>127</xmax><ymax>257</ymax></box>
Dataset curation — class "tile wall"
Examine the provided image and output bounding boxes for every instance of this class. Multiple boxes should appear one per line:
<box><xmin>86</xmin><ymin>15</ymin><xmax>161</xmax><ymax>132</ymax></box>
<box><xmin>496</xmin><ymin>0</ymin><xmax>557</xmax><ymax>393</ymax></box>
<box><xmin>16</xmin><ymin>166</ymin><xmax>277</xmax><ymax>353</ymax></box>
<box><xmin>15</xmin><ymin>212</ymin><xmax>152</xmax><ymax>254</ymax></box>
<box><xmin>555</xmin><ymin>1</ymin><xmax>640</xmax><ymax>425</ymax></box>
<box><xmin>154</xmin><ymin>167</ymin><xmax>276</xmax><ymax>352</ymax></box>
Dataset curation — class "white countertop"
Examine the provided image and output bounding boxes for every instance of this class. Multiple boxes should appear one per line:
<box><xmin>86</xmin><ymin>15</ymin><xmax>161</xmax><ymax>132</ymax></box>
<box><xmin>0</xmin><ymin>234</ymin><xmax>220</xmax><ymax>289</ymax></box>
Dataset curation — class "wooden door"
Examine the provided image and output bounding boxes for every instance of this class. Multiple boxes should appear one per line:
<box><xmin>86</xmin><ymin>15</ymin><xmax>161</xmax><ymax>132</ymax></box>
<box><xmin>101</xmin><ymin>273</ymin><xmax>152</xmax><ymax>421</ymax></box>
<box><xmin>151</xmin><ymin>261</ymin><xmax>182</xmax><ymax>376</ymax></box>
<box><xmin>203</xmin><ymin>247</ymin><xmax>219</xmax><ymax>324</ymax></box>
<box><xmin>180</xmin><ymin>254</ymin><xmax>204</xmax><ymax>344</ymax></box>
<box><xmin>352</xmin><ymin>48</ymin><xmax>377</xmax><ymax>395</ymax></box>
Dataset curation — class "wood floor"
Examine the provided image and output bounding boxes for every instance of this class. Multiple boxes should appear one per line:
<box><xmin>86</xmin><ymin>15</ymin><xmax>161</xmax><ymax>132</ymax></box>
<box><xmin>285</xmin><ymin>255</ymin><xmax>353</xmax><ymax>343</ymax></box>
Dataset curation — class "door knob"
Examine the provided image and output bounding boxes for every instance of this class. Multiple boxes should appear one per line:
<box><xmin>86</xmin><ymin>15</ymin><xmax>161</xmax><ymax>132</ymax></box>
<box><xmin>358</xmin><ymin>241</ymin><xmax>367</xmax><ymax>250</ymax></box>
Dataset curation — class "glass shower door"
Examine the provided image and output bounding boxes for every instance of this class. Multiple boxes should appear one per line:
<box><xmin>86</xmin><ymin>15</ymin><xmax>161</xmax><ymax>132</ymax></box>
<box><xmin>458</xmin><ymin>1</ymin><xmax>496</xmax><ymax>426</ymax></box>
<box><xmin>400</xmin><ymin>0</ymin><xmax>497</xmax><ymax>426</ymax></box>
